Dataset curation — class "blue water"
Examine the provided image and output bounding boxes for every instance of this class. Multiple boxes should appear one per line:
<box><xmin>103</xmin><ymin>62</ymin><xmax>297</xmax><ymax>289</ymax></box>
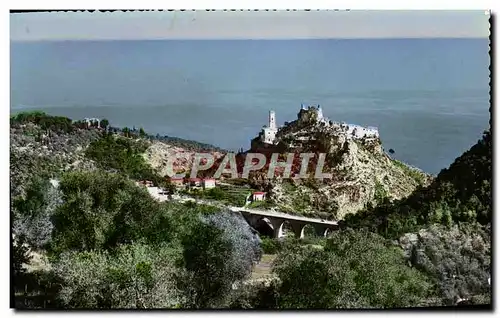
<box><xmin>10</xmin><ymin>39</ymin><xmax>490</xmax><ymax>174</ymax></box>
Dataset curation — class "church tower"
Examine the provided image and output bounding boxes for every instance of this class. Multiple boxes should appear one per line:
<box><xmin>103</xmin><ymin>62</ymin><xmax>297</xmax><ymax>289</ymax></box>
<box><xmin>261</xmin><ymin>110</ymin><xmax>278</xmax><ymax>144</ymax></box>
<box><xmin>269</xmin><ymin>110</ymin><xmax>276</xmax><ymax>130</ymax></box>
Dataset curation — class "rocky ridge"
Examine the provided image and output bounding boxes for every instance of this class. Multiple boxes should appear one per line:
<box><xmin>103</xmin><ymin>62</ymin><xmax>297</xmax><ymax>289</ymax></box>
<box><xmin>248</xmin><ymin>107</ymin><xmax>433</xmax><ymax>219</ymax></box>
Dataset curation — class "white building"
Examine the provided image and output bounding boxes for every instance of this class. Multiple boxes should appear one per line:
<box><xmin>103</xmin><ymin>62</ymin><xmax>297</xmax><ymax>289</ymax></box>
<box><xmin>81</xmin><ymin>117</ymin><xmax>101</xmax><ymax>128</ymax></box>
<box><xmin>260</xmin><ymin>110</ymin><xmax>278</xmax><ymax>144</ymax></box>
<box><xmin>341</xmin><ymin>123</ymin><xmax>379</xmax><ymax>139</ymax></box>
<box><xmin>203</xmin><ymin>178</ymin><xmax>216</xmax><ymax>189</ymax></box>
<box><xmin>252</xmin><ymin>192</ymin><xmax>267</xmax><ymax>201</ymax></box>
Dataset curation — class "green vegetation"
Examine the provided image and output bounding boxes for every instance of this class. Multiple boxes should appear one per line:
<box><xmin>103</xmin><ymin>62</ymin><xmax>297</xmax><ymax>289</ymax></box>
<box><xmin>176</xmin><ymin>212</ymin><xmax>261</xmax><ymax>308</ymax></box>
<box><xmin>11</xmin><ymin>112</ymin><xmax>491</xmax><ymax>309</ymax></box>
<box><xmin>184</xmin><ymin>187</ymin><xmax>249</xmax><ymax>207</ymax></box>
<box><xmin>402</xmin><ymin>223</ymin><xmax>491</xmax><ymax>305</ymax></box>
<box><xmin>373</xmin><ymin>179</ymin><xmax>388</xmax><ymax>204</ymax></box>
<box><xmin>393</xmin><ymin>159</ymin><xmax>426</xmax><ymax>186</ymax></box>
<box><xmin>346</xmin><ymin>130</ymin><xmax>491</xmax><ymax>239</ymax></box>
<box><xmin>279</xmin><ymin>180</ymin><xmax>310</xmax><ymax>213</ymax></box>
<box><xmin>247</xmin><ymin>200</ymin><xmax>275</xmax><ymax>209</ymax></box>
<box><xmin>13</xmin><ymin>170</ymin><xmax>260</xmax><ymax>309</ymax></box>
<box><xmin>53</xmin><ymin>243</ymin><xmax>181</xmax><ymax>308</ymax></box>
<box><xmin>271</xmin><ymin>229</ymin><xmax>432</xmax><ymax>309</ymax></box>
<box><xmin>291</xmin><ymin>192</ymin><xmax>311</xmax><ymax>212</ymax></box>
<box><xmin>224</xmin><ymin>178</ymin><xmax>252</xmax><ymax>186</ymax></box>
<box><xmin>84</xmin><ymin>133</ymin><xmax>171</xmax><ymax>189</ymax></box>
<box><xmin>11</xmin><ymin>111</ymin><xmax>74</xmax><ymax>133</ymax></box>
<box><xmin>259</xmin><ymin>237</ymin><xmax>281</xmax><ymax>254</ymax></box>
<box><xmin>259</xmin><ymin>236</ymin><xmax>327</xmax><ymax>254</ymax></box>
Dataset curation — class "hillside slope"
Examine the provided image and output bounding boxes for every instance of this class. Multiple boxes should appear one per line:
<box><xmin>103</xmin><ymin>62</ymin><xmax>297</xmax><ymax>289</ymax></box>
<box><xmin>242</xmin><ymin>107</ymin><xmax>432</xmax><ymax>219</ymax></box>
<box><xmin>344</xmin><ymin>129</ymin><xmax>492</xmax><ymax>238</ymax></box>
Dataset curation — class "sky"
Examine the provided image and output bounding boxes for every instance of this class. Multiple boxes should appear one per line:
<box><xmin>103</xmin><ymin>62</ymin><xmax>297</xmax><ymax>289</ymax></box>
<box><xmin>10</xmin><ymin>10</ymin><xmax>490</xmax><ymax>41</ymax></box>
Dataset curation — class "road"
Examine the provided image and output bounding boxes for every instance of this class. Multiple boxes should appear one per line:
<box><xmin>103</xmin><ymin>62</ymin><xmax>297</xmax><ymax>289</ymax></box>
<box><xmin>144</xmin><ymin>185</ymin><xmax>338</xmax><ymax>226</ymax></box>
<box><xmin>229</xmin><ymin>206</ymin><xmax>338</xmax><ymax>226</ymax></box>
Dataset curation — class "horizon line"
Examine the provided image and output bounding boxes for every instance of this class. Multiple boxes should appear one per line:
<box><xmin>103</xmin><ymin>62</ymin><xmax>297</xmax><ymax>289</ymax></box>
<box><xmin>10</xmin><ymin>36</ymin><xmax>489</xmax><ymax>43</ymax></box>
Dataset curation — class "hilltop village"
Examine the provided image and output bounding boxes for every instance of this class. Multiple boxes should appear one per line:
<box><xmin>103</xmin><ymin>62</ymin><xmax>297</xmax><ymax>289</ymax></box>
<box><xmin>257</xmin><ymin>104</ymin><xmax>379</xmax><ymax>146</ymax></box>
<box><xmin>59</xmin><ymin>105</ymin><xmax>426</xmax><ymax>219</ymax></box>
<box><xmin>251</xmin><ymin>104</ymin><xmax>380</xmax><ymax>152</ymax></box>
<box><xmin>11</xmin><ymin>108</ymin><xmax>427</xmax><ymax>218</ymax></box>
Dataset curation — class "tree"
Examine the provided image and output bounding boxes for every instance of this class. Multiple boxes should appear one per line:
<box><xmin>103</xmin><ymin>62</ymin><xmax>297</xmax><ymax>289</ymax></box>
<box><xmin>53</xmin><ymin>243</ymin><xmax>182</xmax><ymax>309</ymax></box>
<box><xmin>345</xmin><ymin>129</ymin><xmax>492</xmax><ymax>239</ymax></box>
<box><xmin>100</xmin><ymin>119</ymin><xmax>109</xmax><ymax>130</ymax></box>
<box><xmin>401</xmin><ymin>224</ymin><xmax>491</xmax><ymax>306</ymax></box>
<box><xmin>176</xmin><ymin>212</ymin><xmax>261</xmax><ymax>308</ymax></box>
<box><xmin>12</xmin><ymin>177</ymin><xmax>62</xmax><ymax>249</ymax></box>
<box><xmin>139</xmin><ymin>127</ymin><xmax>146</xmax><ymax>138</ymax></box>
<box><xmin>272</xmin><ymin>229</ymin><xmax>431</xmax><ymax>309</ymax></box>
<box><xmin>122</xmin><ymin>127</ymin><xmax>130</xmax><ymax>138</ymax></box>
<box><xmin>12</xmin><ymin>234</ymin><xmax>32</xmax><ymax>278</ymax></box>
<box><xmin>50</xmin><ymin>171</ymin><xmax>168</xmax><ymax>254</ymax></box>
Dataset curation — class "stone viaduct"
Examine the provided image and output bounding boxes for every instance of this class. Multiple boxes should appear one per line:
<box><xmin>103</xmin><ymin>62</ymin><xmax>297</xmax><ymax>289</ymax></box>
<box><xmin>230</xmin><ymin>207</ymin><xmax>338</xmax><ymax>239</ymax></box>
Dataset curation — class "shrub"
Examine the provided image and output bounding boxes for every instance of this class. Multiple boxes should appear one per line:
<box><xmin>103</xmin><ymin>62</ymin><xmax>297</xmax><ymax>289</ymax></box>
<box><xmin>346</xmin><ymin>130</ymin><xmax>492</xmax><ymax>239</ymax></box>
<box><xmin>50</xmin><ymin>171</ymin><xmax>169</xmax><ymax>254</ymax></box>
<box><xmin>11</xmin><ymin>111</ymin><xmax>74</xmax><ymax>133</ymax></box>
<box><xmin>272</xmin><ymin>229</ymin><xmax>431</xmax><ymax>309</ymax></box>
<box><xmin>52</xmin><ymin>243</ymin><xmax>182</xmax><ymax>309</ymax></box>
<box><xmin>176</xmin><ymin>212</ymin><xmax>261</xmax><ymax>308</ymax></box>
<box><xmin>401</xmin><ymin>224</ymin><xmax>491</xmax><ymax>305</ymax></box>
<box><xmin>260</xmin><ymin>237</ymin><xmax>280</xmax><ymax>254</ymax></box>
<box><xmin>85</xmin><ymin>134</ymin><xmax>168</xmax><ymax>187</ymax></box>
<box><xmin>12</xmin><ymin>177</ymin><xmax>63</xmax><ymax>249</ymax></box>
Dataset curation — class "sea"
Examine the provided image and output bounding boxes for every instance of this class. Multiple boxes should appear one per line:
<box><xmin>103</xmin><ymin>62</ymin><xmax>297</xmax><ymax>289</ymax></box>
<box><xmin>10</xmin><ymin>38</ymin><xmax>490</xmax><ymax>175</ymax></box>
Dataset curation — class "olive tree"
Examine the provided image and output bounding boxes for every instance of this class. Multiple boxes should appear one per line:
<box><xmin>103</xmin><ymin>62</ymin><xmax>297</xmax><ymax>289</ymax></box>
<box><xmin>272</xmin><ymin>229</ymin><xmax>431</xmax><ymax>309</ymax></box>
<box><xmin>53</xmin><ymin>243</ymin><xmax>182</xmax><ymax>309</ymax></box>
<box><xmin>176</xmin><ymin>211</ymin><xmax>262</xmax><ymax>308</ymax></box>
<box><xmin>401</xmin><ymin>224</ymin><xmax>491</xmax><ymax>305</ymax></box>
<box><xmin>12</xmin><ymin>177</ymin><xmax>62</xmax><ymax>250</ymax></box>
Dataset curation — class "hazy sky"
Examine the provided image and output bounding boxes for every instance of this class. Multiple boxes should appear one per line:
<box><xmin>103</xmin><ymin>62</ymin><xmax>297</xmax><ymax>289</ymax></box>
<box><xmin>10</xmin><ymin>10</ymin><xmax>490</xmax><ymax>41</ymax></box>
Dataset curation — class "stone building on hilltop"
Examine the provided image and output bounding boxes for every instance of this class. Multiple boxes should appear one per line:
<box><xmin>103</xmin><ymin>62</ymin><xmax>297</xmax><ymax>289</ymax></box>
<box><xmin>260</xmin><ymin>110</ymin><xmax>278</xmax><ymax>145</ymax></box>
<box><xmin>250</xmin><ymin>104</ymin><xmax>380</xmax><ymax>151</ymax></box>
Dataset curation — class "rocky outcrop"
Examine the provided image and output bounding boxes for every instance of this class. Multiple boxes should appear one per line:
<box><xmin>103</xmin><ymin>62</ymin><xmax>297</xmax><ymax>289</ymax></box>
<box><xmin>143</xmin><ymin>140</ymin><xmax>226</xmax><ymax>177</ymax></box>
<box><xmin>248</xmin><ymin>110</ymin><xmax>432</xmax><ymax>220</ymax></box>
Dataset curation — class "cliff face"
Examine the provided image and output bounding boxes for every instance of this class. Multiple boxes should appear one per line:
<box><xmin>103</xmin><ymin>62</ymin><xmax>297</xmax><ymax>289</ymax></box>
<box><xmin>143</xmin><ymin>140</ymin><xmax>226</xmax><ymax>177</ymax></box>
<box><xmin>248</xmin><ymin>108</ymin><xmax>432</xmax><ymax>220</ymax></box>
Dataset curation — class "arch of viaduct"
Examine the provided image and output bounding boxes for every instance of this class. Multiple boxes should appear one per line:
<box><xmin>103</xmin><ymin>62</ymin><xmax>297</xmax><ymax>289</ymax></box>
<box><xmin>236</xmin><ymin>209</ymin><xmax>338</xmax><ymax>239</ymax></box>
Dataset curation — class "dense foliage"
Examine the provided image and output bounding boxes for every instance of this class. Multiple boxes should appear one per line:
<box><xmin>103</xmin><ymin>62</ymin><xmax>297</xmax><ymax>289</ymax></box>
<box><xmin>12</xmin><ymin>177</ymin><xmax>62</xmax><ymax>250</ymax></box>
<box><xmin>11</xmin><ymin>112</ymin><xmax>491</xmax><ymax>309</ymax></box>
<box><xmin>50</xmin><ymin>171</ymin><xmax>175</xmax><ymax>254</ymax></box>
<box><xmin>176</xmin><ymin>212</ymin><xmax>262</xmax><ymax>308</ymax></box>
<box><xmin>53</xmin><ymin>243</ymin><xmax>182</xmax><ymax>308</ymax></box>
<box><xmin>10</xmin><ymin>120</ymin><xmax>99</xmax><ymax>200</ymax></box>
<box><xmin>106</xmin><ymin>125</ymin><xmax>224</xmax><ymax>152</ymax></box>
<box><xmin>183</xmin><ymin>187</ymin><xmax>248</xmax><ymax>207</ymax></box>
<box><xmin>345</xmin><ymin>130</ymin><xmax>492</xmax><ymax>239</ymax></box>
<box><xmin>11</xmin><ymin>111</ymin><xmax>74</xmax><ymax>133</ymax></box>
<box><xmin>13</xmin><ymin>170</ymin><xmax>262</xmax><ymax>309</ymax></box>
<box><xmin>400</xmin><ymin>224</ymin><xmax>491</xmax><ymax>305</ymax></box>
<box><xmin>270</xmin><ymin>229</ymin><xmax>432</xmax><ymax>309</ymax></box>
<box><xmin>84</xmin><ymin>134</ymin><xmax>172</xmax><ymax>188</ymax></box>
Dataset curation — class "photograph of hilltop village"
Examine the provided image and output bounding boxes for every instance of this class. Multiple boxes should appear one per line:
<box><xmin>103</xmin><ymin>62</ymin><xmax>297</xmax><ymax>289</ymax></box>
<box><xmin>10</xmin><ymin>10</ymin><xmax>491</xmax><ymax>311</ymax></box>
